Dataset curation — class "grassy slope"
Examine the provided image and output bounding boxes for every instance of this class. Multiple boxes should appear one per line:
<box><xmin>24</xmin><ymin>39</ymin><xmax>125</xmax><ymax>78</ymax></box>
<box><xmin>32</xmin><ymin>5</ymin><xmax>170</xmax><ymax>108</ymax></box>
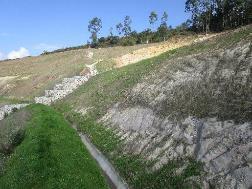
<box><xmin>54</xmin><ymin>25</ymin><xmax>252</xmax><ymax>189</ymax></box>
<box><xmin>0</xmin><ymin>44</ymin><xmax>151</xmax><ymax>100</ymax></box>
<box><xmin>56</xmin><ymin>25</ymin><xmax>252</xmax><ymax>118</ymax></box>
<box><xmin>0</xmin><ymin>96</ymin><xmax>30</xmax><ymax>107</ymax></box>
<box><xmin>65</xmin><ymin>114</ymin><xmax>203</xmax><ymax>189</ymax></box>
<box><xmin>0</xmin><ymin>110</ymin><xmax>31</xmax><ymax>176</ymax></box>
<box><xmin>0</xmin><ymin>104</ymin><xmax>109</xmax><ymax>189</ymax></box>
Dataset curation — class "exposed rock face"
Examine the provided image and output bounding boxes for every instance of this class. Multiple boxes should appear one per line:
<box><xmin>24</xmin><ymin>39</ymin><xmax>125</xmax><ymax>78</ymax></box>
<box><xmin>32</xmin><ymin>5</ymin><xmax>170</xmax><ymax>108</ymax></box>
<box><xmin>102</xmin><ymin>42</ymin><xmax>252</xmax><ymax>188</ymax></box>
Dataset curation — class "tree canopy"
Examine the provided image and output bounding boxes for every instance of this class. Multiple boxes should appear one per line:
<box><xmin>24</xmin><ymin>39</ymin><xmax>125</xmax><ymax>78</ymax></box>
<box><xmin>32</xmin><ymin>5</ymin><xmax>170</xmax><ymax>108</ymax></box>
<box><xmin>186</xmin><ymin>0</ymin><xmax>252</xmax><ymax>33</ymax></box>
<box><xmin>88</xmin><ymin>17</ymin><xmax>102</xmax><ymax>44</ymax></box>
<box><xmin>122</xmin><ymin>16</ymin><xmax>132</xmax><ymax>36</ymax></box>
<box><xmin>149</xmin><ymin>11</ymin><xmax>158</xmax><ymax>30</ymax></box>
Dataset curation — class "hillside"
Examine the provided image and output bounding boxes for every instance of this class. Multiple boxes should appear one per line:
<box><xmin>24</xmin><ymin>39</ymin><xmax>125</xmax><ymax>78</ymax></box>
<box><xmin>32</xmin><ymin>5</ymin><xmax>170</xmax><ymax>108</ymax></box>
<box><xmin>0</xmin><ymin>25</ymin><xmax>251</xmax><ymax>189</ymax></box>
<box><xmin>0</xmin><ymin>33</ymin><xmax>215</xmax><ymax>106</ymax></box>
<box><xmin>54</xmin><ymin>25</ymin><xmax>252</xmax><ymax>189</ymax></box>
<box><xmin>0</xmin><ymin>43</ymin><xmax>153</xmax><ymax>104</ymax></box>
<box><xmin>0</xmin><ymin>104</ymin><xmax>109</xmax><ymax>188</ymax></box>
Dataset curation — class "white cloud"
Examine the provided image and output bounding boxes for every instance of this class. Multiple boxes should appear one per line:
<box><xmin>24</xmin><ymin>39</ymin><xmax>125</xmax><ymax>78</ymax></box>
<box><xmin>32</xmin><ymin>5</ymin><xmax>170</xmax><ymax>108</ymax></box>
<box><xmin>7</xmin><ymin>47</ymin><xmax>30</xmax><ymax>60</ymax></box>
<box><xmin>34</xmin><ymin>43</ymin><xmax>60</xmax><ymax>51</ymax></box>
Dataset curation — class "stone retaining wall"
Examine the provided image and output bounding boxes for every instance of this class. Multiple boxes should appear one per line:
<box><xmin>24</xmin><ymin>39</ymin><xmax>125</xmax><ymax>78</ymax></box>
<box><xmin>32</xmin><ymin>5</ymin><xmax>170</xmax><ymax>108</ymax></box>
<box><xmin>34</xmin><ymin>62</ymin><xmax>97</xmax><ymax>105</ymax></box>
<box><xmin>0</xmin><ymin>62</ymin><xmax>98</xmax><ymax>120</ymax></box>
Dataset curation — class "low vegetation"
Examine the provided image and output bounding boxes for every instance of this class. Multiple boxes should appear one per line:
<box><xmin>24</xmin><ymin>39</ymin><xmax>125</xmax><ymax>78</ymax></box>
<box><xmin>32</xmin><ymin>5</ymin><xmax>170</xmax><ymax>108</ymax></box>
<box><xmin>38</xmin><ymin>1</ymin><xmax>251</xmax><ymax>55</ymax></box>
<box><xmin>54</xmin><ymin>25</ymin><xmax>251</xmax><ymax>189</ymax></box>
<box><xmin>0</xmin><ymin>42</ymin><xmax>151</xmax><ymax>100</ymax></box>
<box><xmin>0</xmin><ymin>110</ymin><xmax>30</xmax><ymax>154</ymax></box>
<box><xmin>0</xmin><ymin>21</ymin><xmax>250</xmax><ymax>189</ymax></box>
<box><xmin>0</xmin><ymin>0</ymin><xmax>250</xmax><ymax>188</ymax></box>
<box><xmin>56</xmin><ymin>25</ymin><xmax>252</xmax><ymax>119</ymax></box>
<box><xmin>0</xmin><ymin>110</ymin><xmax>31</xmax><ymax>176</ymax></box>
<box><xmin>0</xmin><ymin>104</ymin><xmax>109</xmax><ymax>189</ymax></box>
<box><xmin>65</xmin><ymin>113</ymin><xmax>203</xmax><ymax>189</ymax></box>
<box><xmin>0</xmin><ymin>96</ymin><xmax>29</xmax><ymax>107</ymax></box>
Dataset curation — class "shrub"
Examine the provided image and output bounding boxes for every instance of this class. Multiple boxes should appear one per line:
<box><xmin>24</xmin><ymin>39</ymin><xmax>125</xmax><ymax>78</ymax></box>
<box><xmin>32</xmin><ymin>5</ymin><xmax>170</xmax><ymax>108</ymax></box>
<box><xmin>121</xmin><ymin>36</ymin><xmax>137</xmax><ymax>46</ymax></box>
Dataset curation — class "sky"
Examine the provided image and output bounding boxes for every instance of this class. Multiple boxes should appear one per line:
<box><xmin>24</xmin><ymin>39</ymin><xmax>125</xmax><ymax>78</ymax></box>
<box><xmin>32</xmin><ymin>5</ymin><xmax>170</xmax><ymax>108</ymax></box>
<box><xmin>0</xmin><ymin>0</ymin><xmax>190</xmax><ymax>59</ymax></box>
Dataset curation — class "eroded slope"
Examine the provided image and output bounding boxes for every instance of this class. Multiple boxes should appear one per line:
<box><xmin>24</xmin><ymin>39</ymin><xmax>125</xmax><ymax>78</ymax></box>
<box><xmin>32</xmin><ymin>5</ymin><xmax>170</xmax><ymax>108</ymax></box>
<box><xmin>53</xmin><ymin>25</ymin><xmax>252</xmax><ymax>189</ymax></box>
<box><xmin>102</xmin><ymin>41</ymin><xmax>252</xmax><ymax>188</ymax></box>
<box><xmin>0</xmin><ymin>44</ymin><xmax>151</xmax><ymax>101</ymax></box>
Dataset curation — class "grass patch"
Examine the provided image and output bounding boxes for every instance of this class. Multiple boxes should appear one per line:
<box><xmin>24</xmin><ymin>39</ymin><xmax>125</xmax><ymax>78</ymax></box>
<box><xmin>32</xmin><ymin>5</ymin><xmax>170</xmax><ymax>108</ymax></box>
<box><xmin>66</xmin><ymin>113</ymin><xmax>120</xmax><ymax>156</ymax></box>
<box><xmin>96</xmin><ymin>59</ymin><xmax>116</xmax><ymax>73</ymax></box>
<box><xmin>54</xmin><ymin>25</ymin><xmax>251</xmax><ymax>189</ymax></box>
<box><xmin>113</xmin><ymin>155</ymin><xmax>202</xmax><ymax>189</ymax></box>
<box><xmin>0</xmin><ymin>96</ymin><xmax>30</xmax><ymax>107</ymax></box>
<box><xmin>56</xmin><ymin>25</ymin><xmax>252</xmax><ymax>120</ymax></box>
<box><xmin>65</xmin><ymin>112</ymin><xmax>203</xmax><ymax>189</ymax></box>
<box><xmin>0</xmin><ymin>109</ymin><xmax>31</xmax><ymax>175</ymax></box>
<box><xmin>0</xmin><ymin>104</ymin><xmax>109</xmax><ymax>189</ymax></box>
<box><xmin>0</xmin><ymin>153</ymin><xmax>6</xmax><ymax>176</ymax></box>
<box><xmin>0</xmin><ymin>109</ymin><xmax>30</xmax><ymax>155</ymax></box>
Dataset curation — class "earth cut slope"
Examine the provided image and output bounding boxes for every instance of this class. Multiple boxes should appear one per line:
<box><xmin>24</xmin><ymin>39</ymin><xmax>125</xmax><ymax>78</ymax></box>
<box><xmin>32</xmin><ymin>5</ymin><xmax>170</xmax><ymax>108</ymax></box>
<box><xmin>55</xmin><ymin>25</ymin><xmax>252</xmax><ymax>189</ymax></box>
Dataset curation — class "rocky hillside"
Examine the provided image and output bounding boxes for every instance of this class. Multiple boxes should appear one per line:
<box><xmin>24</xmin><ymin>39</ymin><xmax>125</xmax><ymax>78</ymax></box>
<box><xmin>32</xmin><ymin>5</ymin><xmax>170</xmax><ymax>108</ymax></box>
<box><xmin>0</xmin><ymin>34</ymin><xmax>203</xmax><ymax>104</ymax></box>
<box><xmin>0</xmin><ymin>44</ymin><xmax>151</xmax><ymax>102</ymax></box>
<box><xmin>55</xmin><ymin>25</ymin><xmax>252</xmax><ymax>189</ymax></box>
<box><xmin>0</xmin><ymin>25</ymin><xmax>251</xmax><ymax>189</ymax></box>
<box><xmin>102</xmin><ymin>41</ymin><xmax>252</xmax><ymax>188</ymax></box>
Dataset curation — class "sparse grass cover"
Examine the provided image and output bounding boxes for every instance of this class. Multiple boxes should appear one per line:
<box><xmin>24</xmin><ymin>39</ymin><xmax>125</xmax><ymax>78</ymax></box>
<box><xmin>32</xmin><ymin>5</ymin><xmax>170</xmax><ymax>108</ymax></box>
<box><xmin>96</xmin><ymin>59</ymin><xmax>116</xmax><ymax>73</ymax></box>
<box><xmin>54</xmin><ymin>25</ymin><xmax>252</xmax><ymax>189</ymax></box>
<box><xmin>0</xmin><ymin>153</ymin><xmax>5</xmax><ymax>175</ymax></box>
<box><xmin>0</xmin><ymin>96</ymin><xmax>30</xmax><ymax>107</ymax></box>
<box><xmin>64</xmin><ymin>112</ymin><xmax>203</xmax><ymax>189</ymax></box>
<box><xmin>0</xmin><ymin>104</ymin><xmax>109</xmax><ymax>189</ymax></box>
<box><xmin>114</xmin><ymin>156</ymin><xmax>202</xmax><ymax>189</ymax></box>
<box><xmin>0</xmin><ymin>43</ymin><xmax>151</xmax><ymax>101</ymax></box>
<box><xmin>56</xmin><ymin>25</ymin><xmax>252</xmax><ymax>119</ymax></box>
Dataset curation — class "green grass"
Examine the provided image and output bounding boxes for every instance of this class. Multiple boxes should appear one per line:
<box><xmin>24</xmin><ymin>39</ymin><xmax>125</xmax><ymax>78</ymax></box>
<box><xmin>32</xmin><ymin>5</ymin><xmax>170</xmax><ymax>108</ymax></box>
<box><xmin>54</xmin><ymin>25</ymin><xmax>252</xmax><ymax>189</ymax></box>
<box><xmin>0</xmin><ymin>96</ymin><xmax>30</xmax><ymax>106</ymax></box>
<box><xmin>56</xmin><ymin>25</ymin><xmax>252</xmax><ymax>120</ymax></box>
<box><xmin>64</xmin><ymin>112</ymin><xmax>203</xmax><ymax>189</ymax></box>
<box><xmin>0</xmin><ymin>110</ymin><xmax>30</xmax><ymax>154</ymax></box>
<box><xmin>0</xmin><ymin>104</ymin><xmax>109</xmax><ymax>189</ymax></box>
<box><xmin>0</xmin><ymin>109</ymin><xmax>31</xmax><ymax>175</ymax></box>
<box><xmin>96</xmin><ymin>59</ymin><xmax>116</xmax><ymax>73</ymax></box>
<box><xmin>114</xmin><ymin>156</ymin><xmax>202</xmax><ymax>189</ymax></box>
<box><xmin>56</xmin><ymin>55</ymin><xmax>158</xmax><ymax>118</ymax></box>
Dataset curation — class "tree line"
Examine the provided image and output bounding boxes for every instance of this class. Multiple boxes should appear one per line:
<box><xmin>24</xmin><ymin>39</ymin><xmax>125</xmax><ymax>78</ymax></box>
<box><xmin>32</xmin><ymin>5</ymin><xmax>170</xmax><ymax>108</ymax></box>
<box><xmin>42</xmin><ymin>0</ymin><xmax>252</xmax><ymax>54</ymax></box>
<box><xmin>87</xmin><ymin>0</ymin><xmax>252</xmax><ymax>48</ymax></box>
<box><xmin>86</xmin><ymin>11</ymin><xmax>189</xmax><ymax>48</ymax></box>
<box><xmin>185</xmin><ymin>0</ymin><xmax>252</xmax><ymax>33</ymax></box>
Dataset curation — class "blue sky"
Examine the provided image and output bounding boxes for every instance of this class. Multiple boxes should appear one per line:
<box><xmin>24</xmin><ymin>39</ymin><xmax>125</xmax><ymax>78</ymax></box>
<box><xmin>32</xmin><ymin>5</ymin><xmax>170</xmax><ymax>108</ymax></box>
<box><xmin>0</xmin><ymin>0</ymin><xmax>190</xmax><ymax>59</ymax></box>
